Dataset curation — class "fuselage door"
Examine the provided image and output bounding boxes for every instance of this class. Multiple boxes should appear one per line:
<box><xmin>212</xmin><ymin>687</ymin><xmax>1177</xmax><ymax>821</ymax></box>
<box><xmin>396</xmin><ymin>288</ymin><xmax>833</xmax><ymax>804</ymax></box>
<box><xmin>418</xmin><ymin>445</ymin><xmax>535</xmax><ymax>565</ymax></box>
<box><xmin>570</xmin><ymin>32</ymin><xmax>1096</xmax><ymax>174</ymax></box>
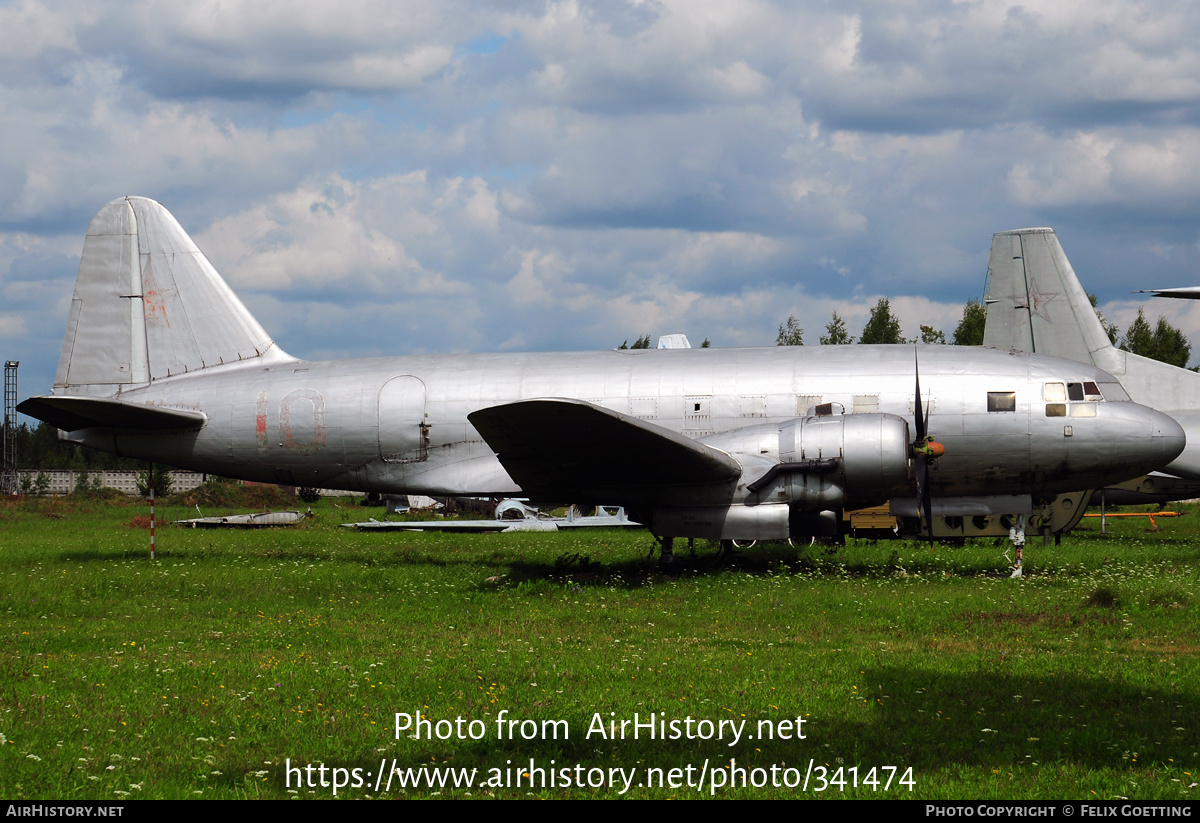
<box><xmin>378</xmin><ymin>375</ymin><xmax>429</xmax><ymax>463</ymax></box>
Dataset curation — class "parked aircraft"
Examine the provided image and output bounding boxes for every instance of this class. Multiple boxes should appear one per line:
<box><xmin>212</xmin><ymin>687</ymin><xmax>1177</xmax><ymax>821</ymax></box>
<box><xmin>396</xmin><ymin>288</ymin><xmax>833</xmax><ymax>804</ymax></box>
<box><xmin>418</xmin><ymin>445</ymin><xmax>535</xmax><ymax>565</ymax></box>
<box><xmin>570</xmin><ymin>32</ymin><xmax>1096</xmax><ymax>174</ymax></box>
<box><xmin>982</xmin><ymin>227</ymin><xmax>1200</xmax><ymax>484</ymax></box>
<box><xmin>1133</xmin><ymin>287</ymin><xmax>1200</xmax><ymax>300</ymax></box>
<box><xmin>17</xmin><ymin>198</ymin><xmax>1186</xmax><ymax>557</ymax></box>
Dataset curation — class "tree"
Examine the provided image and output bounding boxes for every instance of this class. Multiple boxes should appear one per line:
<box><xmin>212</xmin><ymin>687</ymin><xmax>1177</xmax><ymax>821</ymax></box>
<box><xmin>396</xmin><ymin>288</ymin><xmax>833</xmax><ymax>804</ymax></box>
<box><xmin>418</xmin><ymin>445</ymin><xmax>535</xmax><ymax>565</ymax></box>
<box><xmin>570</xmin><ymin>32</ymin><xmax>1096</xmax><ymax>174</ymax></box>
<box><xmin>700</xmin><ymin>338</ymin><xmax>711</xmax><ymax>348</ymax></box>
<box><xmin>819</xmin><ymin>311</ymin><xmax>854</xmax><ymax>345</ymax></box>
<box><xmin>136</xmin><ymin>464</ymin><xmax>174</xmax><ymax>498</ymax></box>
<box><xmin>775</xmin><ymin>315</ymin><xmax>804</xmax><ymax>346</ymax></box>
<box><xmin>952</xmin><ymin>299</ymin><xmax>986</xmax><ymax>346</ymax></box>
<box><xmin>617</xmin><ymin>334</ymin><xmax>652</xmax><ymax>350</ymax></box>
<box><xmin>859</xmin><ymin>298</ymin><xmax>904</xmax><ymax>344</ymax></box>
<box><xmin>917</xmin><ymin>325</ymin><xmax>946</xmax><ymax>345</ymax></box>
<box><xmin>1119</xmin><ymin>308</ymin><xmax>1192</xmax><ymax>368</ymax></box>
<box><xmin>1086</xmin><ymin>292</ymin><xmax>1119</xmax><ymax>345</ymax></box>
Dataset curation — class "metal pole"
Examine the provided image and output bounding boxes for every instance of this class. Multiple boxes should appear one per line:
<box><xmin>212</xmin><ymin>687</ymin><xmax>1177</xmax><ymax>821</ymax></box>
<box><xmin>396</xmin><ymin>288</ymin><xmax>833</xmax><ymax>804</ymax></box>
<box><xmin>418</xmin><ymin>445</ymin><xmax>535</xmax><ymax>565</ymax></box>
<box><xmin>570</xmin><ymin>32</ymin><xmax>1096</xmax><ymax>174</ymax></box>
<box><xmin>2</xmin><ymin>361</ymin><xmax>17</xmax><ymax>496</ymax></box>
<box><xmin>149</xmin><ymin>463</ymin><xmax>156</xmax><ymax>560</ymax></box>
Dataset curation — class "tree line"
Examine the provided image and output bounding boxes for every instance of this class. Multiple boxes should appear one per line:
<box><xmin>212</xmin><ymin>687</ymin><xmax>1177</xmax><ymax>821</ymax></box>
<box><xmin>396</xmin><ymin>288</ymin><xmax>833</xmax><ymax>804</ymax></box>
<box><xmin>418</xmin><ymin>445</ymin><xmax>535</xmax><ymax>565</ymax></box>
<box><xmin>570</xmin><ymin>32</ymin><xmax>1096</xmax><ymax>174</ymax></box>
<box><xmin>775</xmin><ymin>298</ymin><xmax>983</xmax><ymax>347</ymax></box>
<box><xmin>773</xmin><ymin>296</ymin><xmax>1192</xmax><ymax>369</ymax></box>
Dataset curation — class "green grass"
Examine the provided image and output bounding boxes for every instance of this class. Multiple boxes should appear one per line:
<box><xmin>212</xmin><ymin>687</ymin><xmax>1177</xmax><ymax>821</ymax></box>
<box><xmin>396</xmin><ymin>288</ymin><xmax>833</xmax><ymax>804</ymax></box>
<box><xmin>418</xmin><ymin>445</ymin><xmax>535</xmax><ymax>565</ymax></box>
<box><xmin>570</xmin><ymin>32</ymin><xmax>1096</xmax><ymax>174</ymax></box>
<box><xmin>1</xmin><ymin>494</ymin><xmax>1198</xmax><ymax>799</ymax></box>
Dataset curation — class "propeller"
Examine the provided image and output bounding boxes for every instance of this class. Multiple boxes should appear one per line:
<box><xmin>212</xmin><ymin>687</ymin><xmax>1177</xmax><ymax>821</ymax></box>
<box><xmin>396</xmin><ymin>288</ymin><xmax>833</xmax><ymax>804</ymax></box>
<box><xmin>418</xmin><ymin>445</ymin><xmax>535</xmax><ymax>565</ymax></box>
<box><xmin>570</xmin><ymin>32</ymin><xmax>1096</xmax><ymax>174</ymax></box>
<box><xmin>912</xmin><ymin>350</ymin><xmax>945</xmax><ymax>544</ymax></box>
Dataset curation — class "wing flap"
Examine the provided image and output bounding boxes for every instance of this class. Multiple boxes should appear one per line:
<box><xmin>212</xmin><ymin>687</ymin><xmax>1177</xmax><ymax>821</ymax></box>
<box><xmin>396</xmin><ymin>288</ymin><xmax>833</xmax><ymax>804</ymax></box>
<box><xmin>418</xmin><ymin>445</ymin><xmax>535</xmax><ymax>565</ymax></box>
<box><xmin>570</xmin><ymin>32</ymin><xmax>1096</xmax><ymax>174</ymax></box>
<box><xmin>468</xmin><ymin>398</ymin><xmax>740</xmax><ymax>502</ymax></box>
<box><xmin>17</xmin><ymin>395</ymin><xmax>207</xmax><ymax>432</ymax></box>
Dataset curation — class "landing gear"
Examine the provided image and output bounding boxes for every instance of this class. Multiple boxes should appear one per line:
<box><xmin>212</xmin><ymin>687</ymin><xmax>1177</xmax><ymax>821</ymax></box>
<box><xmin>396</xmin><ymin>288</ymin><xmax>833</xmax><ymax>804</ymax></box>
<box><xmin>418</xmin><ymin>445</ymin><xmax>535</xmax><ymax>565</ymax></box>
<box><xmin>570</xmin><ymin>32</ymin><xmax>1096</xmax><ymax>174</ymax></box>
<box><xmin>1008</xmin><ymin>513</ymin><xmax>1026</xmax><ymax>578</ymax></box>
<box><xmin>652</xmin><ymin>535</ymin><xmax>675</xmax><ymax>565</ymax></box>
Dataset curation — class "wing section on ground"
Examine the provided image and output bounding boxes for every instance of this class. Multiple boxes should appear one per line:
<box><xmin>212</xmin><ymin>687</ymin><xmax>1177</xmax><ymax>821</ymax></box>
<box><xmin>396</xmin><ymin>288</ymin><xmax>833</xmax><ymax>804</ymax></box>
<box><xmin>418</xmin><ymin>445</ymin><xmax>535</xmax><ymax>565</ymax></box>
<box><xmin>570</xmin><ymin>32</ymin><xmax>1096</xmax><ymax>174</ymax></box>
<box><xmin>467</xmin><ymin>398</ymin><xmax>741</xmax><ymax>503</ymax></box>
<box><xmin>17</xmin><ymin>395</ymin><xmax>206</xmax><ymax>432</ymax></box>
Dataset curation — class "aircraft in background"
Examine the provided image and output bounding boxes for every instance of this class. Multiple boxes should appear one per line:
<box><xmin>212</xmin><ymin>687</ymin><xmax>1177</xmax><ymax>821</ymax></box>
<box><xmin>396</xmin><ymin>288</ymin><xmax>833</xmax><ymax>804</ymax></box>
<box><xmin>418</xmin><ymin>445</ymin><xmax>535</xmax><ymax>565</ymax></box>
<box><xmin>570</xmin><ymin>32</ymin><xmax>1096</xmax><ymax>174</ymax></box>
<box><xmin>982</xmin><ymin>228</ymin><xmax>1200</xmax><ymax>494</ymax></box>
<box><xmin>1133</xmin><ymin>287</ymin><xmax>1200</xmax><ymax>300</ymax></box>
<box><xmin>17</xmin><ymin>198</ymin><xmax>1185</xmax><ymax>558</ymax></box>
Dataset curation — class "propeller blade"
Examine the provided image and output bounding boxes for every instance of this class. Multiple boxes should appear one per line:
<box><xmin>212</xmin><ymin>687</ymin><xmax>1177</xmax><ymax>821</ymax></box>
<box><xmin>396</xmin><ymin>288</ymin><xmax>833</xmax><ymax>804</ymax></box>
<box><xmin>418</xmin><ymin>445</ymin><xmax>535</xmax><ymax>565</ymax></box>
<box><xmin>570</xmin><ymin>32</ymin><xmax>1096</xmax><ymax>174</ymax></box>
<box><xmin>914</xmin><ymin>349</ymin><xmax>926</xmax><ymax>442</ymax></box>
<box><xmin>913</xmin><ymin>347</ymin><xmax>935</xmax><ymax>546</ymax></box>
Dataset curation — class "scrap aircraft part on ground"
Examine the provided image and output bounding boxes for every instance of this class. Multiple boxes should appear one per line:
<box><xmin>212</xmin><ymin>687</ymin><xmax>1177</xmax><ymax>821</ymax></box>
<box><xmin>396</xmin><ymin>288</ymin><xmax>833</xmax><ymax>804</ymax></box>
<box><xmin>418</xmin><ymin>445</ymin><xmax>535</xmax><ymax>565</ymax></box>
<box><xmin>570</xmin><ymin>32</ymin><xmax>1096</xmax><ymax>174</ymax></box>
<box><xmin>343</xmin><ymin>502</ymin><xmax>640</xmax><ymax>532</ymax></box>
<box><xmin>17</xmin><ymin>198</ymin><xmax>1186</xmax><ymax>550</ymax></box>
<box><xmin>173</xmin><ymin>510</ymin><xmax>307</xmax><ymax>528</ymax></box>
<box><xmin>982</xmin><ymin>227</ymin><xmax>1200</xmax><ymax>485</ymax></box>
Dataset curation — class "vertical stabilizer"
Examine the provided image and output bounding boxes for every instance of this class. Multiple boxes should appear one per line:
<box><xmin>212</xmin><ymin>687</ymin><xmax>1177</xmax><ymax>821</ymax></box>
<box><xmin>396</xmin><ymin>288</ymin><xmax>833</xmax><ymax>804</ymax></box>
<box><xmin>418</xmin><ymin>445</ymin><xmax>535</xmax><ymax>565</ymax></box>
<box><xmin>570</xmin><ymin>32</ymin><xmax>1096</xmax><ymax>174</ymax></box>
<box><xmin>982</xmin><ymin>228</ymin><xmax>1116</xmax><ymax>368</ymax></box>
<box><xmin>54</xmin><ymin>197</ymin><xmax>289</xmax><ymax>397</ymax></box>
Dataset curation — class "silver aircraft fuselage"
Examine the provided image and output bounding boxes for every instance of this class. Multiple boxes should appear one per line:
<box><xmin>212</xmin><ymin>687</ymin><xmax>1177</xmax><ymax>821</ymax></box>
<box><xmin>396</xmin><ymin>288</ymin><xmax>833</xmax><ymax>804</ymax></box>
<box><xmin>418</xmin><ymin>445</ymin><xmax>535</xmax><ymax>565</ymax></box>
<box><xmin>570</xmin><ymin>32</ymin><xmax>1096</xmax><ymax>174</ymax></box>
<box><xmin>64</xmin><ymin>344</ymin><xmax>1178</xmax><ymax>502</ymax></box>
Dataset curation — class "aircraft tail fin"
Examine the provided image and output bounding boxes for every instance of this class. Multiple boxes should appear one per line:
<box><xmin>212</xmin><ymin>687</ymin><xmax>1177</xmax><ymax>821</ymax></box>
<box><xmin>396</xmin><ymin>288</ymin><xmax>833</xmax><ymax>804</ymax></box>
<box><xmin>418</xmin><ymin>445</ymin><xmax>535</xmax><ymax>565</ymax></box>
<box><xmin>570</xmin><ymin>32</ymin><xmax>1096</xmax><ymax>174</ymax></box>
<box><xmin>982</xmin><ymin>228</ymin><xmax>1117</xmax><ymax>369</ymax></box>
<box><xmin>54</xmin><ymin>196</ymin><xmax>291</xmax><ymax>397</ymax></box>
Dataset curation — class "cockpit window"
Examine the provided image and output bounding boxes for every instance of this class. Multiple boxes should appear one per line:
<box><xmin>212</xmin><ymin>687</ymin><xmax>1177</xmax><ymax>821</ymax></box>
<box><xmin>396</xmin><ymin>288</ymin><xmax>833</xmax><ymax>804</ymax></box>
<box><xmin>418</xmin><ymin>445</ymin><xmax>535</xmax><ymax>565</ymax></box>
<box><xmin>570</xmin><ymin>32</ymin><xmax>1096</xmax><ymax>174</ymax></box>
<box><xmin>1098</xmin><ymin>381</ymin><xmax>1129</xmax><ymax>402</ymax></box>
<box><xmin>988</xmin><ymin>391</ymin><xmax>1016</xmax><ymax>413</ymax></box>
<box><xmin>1045</xmin><ymin>379</ymin><xmax>1116</xmax><ymax>415</ymax></box>
<box><xmin>1065</xmin><ymin>382</ymin><xmax>1104</xmax><ymax>401</ymax></box>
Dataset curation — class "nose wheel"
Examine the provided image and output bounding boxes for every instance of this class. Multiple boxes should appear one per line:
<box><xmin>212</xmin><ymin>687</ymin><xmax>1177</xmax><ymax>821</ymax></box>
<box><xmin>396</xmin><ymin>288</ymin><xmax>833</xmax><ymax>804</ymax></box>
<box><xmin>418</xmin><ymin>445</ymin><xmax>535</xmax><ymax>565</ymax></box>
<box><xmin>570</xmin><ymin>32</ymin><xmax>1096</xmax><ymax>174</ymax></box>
<box><xmin>1008</xmin><ymin>514</ymin><xmax>1025</xmax><ymax>577</ymax></box>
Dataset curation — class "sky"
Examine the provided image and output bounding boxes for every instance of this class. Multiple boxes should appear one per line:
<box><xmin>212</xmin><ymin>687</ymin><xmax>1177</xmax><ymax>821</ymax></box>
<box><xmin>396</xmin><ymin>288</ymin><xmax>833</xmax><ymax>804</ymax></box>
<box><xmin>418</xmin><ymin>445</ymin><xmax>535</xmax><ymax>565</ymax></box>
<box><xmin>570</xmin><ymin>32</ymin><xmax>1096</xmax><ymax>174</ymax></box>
<box><xmin>6</xmin><ymin>0</ymin><xmax>1200</xmax><ymax>402</ymax></box>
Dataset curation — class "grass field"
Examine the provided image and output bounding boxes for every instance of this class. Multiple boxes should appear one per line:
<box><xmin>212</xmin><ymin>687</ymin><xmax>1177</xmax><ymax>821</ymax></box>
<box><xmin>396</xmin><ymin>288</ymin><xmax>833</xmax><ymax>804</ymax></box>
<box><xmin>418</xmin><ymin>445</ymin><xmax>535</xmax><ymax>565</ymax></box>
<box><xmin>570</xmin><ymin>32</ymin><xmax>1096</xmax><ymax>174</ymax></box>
<box><xmin>1</xmin><ymin>491</ymin><xmax>1198</xmax><ymax>799</ymax></box>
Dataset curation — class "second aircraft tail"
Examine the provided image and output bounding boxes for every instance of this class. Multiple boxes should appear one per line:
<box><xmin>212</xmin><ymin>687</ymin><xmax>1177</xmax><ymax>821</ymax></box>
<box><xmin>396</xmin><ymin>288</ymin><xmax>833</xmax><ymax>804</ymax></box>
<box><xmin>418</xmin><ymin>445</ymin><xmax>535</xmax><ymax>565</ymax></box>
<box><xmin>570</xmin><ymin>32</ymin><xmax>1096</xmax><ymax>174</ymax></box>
<box><xmin>981</xmin><ymin>227</ymin><xmax>1118</xmax><ymax>368</ymax></box>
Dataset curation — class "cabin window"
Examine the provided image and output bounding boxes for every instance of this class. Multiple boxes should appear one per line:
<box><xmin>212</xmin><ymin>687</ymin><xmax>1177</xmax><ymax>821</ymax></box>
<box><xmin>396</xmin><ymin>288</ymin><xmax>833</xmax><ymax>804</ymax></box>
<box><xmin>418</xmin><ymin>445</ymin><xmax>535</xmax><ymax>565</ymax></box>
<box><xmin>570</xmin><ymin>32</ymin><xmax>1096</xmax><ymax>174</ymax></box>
<box><xmin>987</xmin><ymin>391</ymin><xmax>1016</xmax><ymax>412</ymax></box>
<box><xmin>853</xmin><ymin>394</ymin><xmax>880</xmax><ymax>413</ymax></box>
<box><xmin>739</xmin><ymin>395</ymin><xmax>766</xmax><ymax>417</ymax></box>
<box><xmin>796</xmin><ymin>394</ymin><xmax>822</xmax><ymax>415</ymax></box>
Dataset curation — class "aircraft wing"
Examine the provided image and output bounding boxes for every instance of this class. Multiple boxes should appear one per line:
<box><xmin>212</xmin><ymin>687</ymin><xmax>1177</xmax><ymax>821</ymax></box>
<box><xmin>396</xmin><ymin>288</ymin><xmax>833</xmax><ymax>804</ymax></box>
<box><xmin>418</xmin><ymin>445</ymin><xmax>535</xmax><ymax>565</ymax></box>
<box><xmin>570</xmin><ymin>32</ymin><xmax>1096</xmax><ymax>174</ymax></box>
<box><xmin>17</xmin><ymin>395</ymin><xmax>207</xmax><ymax>432</ymax></box>
<box><xmin>468</xmin><ymin>398</ymin><xmax>741</xmax><ymax>502</ymax></box>
<box><xmin>1134</xmin><ymin>287</ymin><xmax>1200</xmax><ymax>300</ymax></box>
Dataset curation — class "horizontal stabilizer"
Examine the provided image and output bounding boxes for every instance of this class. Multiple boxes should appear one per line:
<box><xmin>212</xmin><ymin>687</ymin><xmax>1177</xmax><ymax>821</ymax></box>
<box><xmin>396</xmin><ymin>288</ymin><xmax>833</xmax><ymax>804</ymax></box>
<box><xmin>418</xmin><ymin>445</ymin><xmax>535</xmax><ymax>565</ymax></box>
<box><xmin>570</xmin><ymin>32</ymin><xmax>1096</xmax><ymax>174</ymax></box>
<box><xmin>468</xmin><ymin>398</ymin><xmax>740</xmax><ymax>501</ymax></box>
<box><xmin>17</xmin><ymin>395</ymin><xmax>207</xmax><ymax>432</ymax></box>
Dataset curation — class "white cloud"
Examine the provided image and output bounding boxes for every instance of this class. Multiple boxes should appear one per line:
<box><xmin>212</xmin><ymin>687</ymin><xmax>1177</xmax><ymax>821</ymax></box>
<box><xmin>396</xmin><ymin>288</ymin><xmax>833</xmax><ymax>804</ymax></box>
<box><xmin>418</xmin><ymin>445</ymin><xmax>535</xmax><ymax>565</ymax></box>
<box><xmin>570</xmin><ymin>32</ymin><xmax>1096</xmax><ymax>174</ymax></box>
<box><xmin>10</xmin><ymin>0</ymin><xmax>1200</xmax><ymax>395</ymax></box>
<box><xmin>194</xmin><ymin>174</ymin><xmax>479</xmax><ymax>298</ymax></box>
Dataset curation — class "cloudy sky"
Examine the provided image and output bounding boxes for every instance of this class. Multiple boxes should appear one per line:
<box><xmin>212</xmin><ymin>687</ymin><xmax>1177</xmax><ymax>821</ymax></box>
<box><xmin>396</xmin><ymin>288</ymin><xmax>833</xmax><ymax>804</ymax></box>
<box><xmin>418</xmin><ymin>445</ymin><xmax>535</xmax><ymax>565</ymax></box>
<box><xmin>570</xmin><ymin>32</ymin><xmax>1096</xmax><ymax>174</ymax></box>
<box><xmin>6</xmin><ymin>0</ymin><xmax>1200</xmax><ymax>400</ymax></box>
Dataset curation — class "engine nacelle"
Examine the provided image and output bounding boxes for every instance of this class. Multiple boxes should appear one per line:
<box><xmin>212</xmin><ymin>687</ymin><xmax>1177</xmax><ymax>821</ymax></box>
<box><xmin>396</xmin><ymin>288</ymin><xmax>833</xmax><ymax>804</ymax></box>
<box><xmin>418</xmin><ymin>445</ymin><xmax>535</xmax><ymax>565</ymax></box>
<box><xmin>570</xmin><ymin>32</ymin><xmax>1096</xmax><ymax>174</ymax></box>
<box><xmin>774</xmin><ymin>412</ymin><xmax>911</xmax><ymax>510</ymax></box>
<box><xmin>643</xmin><ymin>412</ymin><xmax>913</xmax><ymax>541</ymax></box>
